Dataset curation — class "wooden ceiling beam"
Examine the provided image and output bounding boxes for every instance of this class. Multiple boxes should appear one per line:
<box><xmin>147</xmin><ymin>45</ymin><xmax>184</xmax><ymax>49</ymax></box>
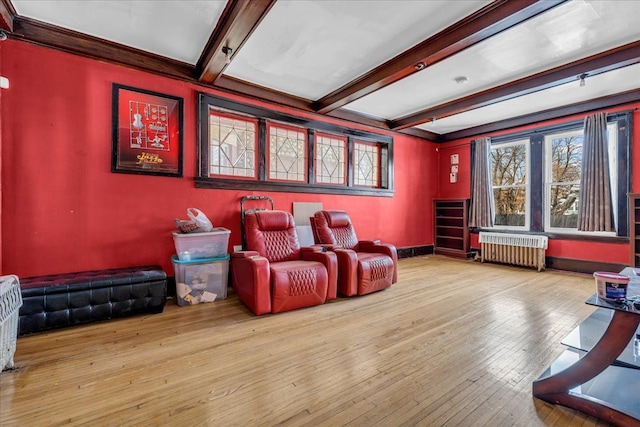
<box><xmin>324</xmin><ymin>109</ymin><xmax>392</xmax><ymax>132</ymax></box>
<box><xmin>0</xmin><ymin>0</ymin><xmax>15</xmax><ymax>31</ymax></box>
<box><xmin>390</xmin><ymin>40</ymin><xmax>640</xmax><ymax>131</ymax></box>
<box><xmin>439</xmin><ymin>89</ymin><xmax>640</xmax><ymax>141</ymax></box>
<box><xmin>196</xmin><ymin>0</ymin><xmax>276</xmax><ymax>84</ymax></box>
<box><xmin>396</xmin><ymin>127</ymin><xmax>442</xmax><ymax>142</ymax></box>
<box><xmin>314</xmin><ymin>0</ymin><xmax>567</xmax><ymax>114</ymax></box>
<box><xmin>216</xmin><ymin>75</ymin><xmax>442</xmax><ymax>141</ymax></box>
<box><xmin>215</xmin><ymin>75</ymin><xmax>315</xmax><ymax>112</ymax></box>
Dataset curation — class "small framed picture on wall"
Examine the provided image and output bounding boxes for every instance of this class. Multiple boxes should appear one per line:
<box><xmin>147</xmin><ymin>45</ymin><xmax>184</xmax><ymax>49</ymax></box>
<box><xmin>111</xmin><ymin>83</ymin><xmax>184</xmax><ymax>177</ymax></box>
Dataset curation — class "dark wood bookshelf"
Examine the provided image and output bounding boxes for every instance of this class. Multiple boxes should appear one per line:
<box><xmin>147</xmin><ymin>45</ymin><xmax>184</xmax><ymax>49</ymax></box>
<box><xmin>433</xmin><ymin>199</ymin><xmax>471</xmax><ymax>258</ymax></box>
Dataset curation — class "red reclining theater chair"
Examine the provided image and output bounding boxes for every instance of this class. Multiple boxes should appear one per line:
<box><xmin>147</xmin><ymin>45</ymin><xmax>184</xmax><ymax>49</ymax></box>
<box><xmin>311</xmin><ymin>210</ymin><xmax>397</xmax><ymax>296</ymax></box>
<box><xmin>231</xmin><ymin>210</ymin><xmax>337</xmax><ymax>315</ymax></box>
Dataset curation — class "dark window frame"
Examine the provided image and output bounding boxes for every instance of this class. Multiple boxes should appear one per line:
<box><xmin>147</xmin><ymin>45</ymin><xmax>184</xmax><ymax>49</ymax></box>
<box><xmin>476</xmin><ymin>111</ymin><xmax>632</xmax><ymax>241</ymax></box>
<box><xmin>196</xmin><ymin>93</ymin><xmax>394</xmax><ymax>197</ymax></box>
<box><xmin>489</xmin><ymin>137</ymin><xmax>530</xmax><ymax>230</ymax></box>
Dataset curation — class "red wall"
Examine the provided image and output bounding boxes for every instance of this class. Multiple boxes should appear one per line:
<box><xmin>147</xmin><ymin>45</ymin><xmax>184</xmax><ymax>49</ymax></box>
<box><xmin>4</xmin><ymin>39</ymin><xmax>634</xmax><ymax>276</ymax></box>
<box><xmin>1</xmin><ymin>40</ymin><xmax>438</xmax><ymax>277</ymax></box>
<box><xmin>0</xmin><ymin>41</ymin><xmax>3</xmax><ymax>274</ymax></box>
<box><xmin>439</xmin><ymin>106</ymin><xmax>640</xmax><ymax>265</ymax></box>
<box><xmin>436</xmin><ymin>141</ymin><xmax>472</xmax><ymax>200</ymax></box>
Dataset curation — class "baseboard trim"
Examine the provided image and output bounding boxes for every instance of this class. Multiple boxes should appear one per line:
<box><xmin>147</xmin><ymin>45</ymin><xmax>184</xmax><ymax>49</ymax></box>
<box><xmin>434</xmin><ymin>248</ymin><xmax>474</xmax><ymax>259</ymax></box>
<box><xmin>397</xmin><ymin>245</ymin><xmax>433</xmax><ymax>259</ymax></box>
<box><xmin>545</xmin><ymin>256</ymin><xmax>627</xmax><ymax>275</ymax></box>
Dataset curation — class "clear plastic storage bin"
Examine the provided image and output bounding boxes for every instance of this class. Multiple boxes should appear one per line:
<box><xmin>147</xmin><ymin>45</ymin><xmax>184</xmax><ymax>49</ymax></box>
<box><xmin>171</xmin><ymin>255</ymin><xmax>229</xmax><ymax>306</ymax></box>
<box><xmin>172</xmin><ymin>227</ymin><xmax>230</xmax><ymax>261</ymax></box>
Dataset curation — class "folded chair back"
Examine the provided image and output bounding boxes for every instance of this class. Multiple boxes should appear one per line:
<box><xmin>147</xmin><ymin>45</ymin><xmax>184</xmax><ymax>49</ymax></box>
<box><xmin>244</xmin><ymin>210</ymin><xmax>301</xmax><ymax>262</ymax></box>
<box><xmin>312</xmin><ymin>210</ymin><xmax>359</xmax><ymax>249</ymax></box>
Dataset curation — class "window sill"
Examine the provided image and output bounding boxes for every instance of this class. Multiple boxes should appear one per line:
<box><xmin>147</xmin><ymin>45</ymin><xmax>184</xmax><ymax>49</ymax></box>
<box><xmin>470</xmin><ymin>228</ymin><xmax>629</xmax><ymax>244</ymax></box>
<box><xmin>194</xmin><ymin>177</ymin><xmax>395</xmax><ymax>197</ymax></box>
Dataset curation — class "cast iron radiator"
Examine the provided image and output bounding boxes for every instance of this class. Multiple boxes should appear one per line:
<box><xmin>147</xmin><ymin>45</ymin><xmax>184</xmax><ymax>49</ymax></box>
<box><xmin>479</xmin><ymin>232</ymin><xmax>548</xmax><ymax>272</ymax></box>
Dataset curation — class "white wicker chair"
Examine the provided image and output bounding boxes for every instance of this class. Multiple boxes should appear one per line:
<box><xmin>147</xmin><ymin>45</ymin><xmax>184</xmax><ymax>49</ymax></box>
<box><xmin>1</xmin><ymin>275</ymin><xmax>22</xmax><ymax>371</ymax></box>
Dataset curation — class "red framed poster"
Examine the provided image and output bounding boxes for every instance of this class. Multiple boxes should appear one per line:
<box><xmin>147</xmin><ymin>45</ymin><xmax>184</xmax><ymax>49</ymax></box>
<box><xmin>111</xmin><ymin>84</ymin><xmax>183</xmax><ymax>177</ymax></box>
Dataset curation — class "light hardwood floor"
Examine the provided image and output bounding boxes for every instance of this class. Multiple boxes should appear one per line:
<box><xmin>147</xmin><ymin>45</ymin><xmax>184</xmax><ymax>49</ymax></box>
<box><xmin>0</xmin><ymin>256</ymin><xmax>614</xmax><ymax>426</ymax></box>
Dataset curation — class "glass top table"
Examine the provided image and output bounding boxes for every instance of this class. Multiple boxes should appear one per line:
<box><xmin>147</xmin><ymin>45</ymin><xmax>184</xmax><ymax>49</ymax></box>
<box><xmin>533</xmin><ymin>268</ymin><xmax>640</xmax><ymax>426</ymax></box>
<box><xmin>562</xmin><ymin>268</ymin><xmax>640</xmax><ymax>369</ymax></box>
<box><xmin>562</xmin><ymin>307</ymin><xmax>640</xmax><ymax>369</ymax></box>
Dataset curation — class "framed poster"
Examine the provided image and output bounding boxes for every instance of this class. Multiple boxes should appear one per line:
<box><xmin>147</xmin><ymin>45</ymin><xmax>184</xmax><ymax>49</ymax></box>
<box><xmin>111</xmin><ymin>84</ymin><xmax>183</xmax><ymax>177</ymax></box>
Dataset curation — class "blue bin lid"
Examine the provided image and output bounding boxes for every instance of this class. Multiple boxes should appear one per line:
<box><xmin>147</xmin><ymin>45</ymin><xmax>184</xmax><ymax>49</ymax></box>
<box><xmin>171</xmin><ymin>254</ymin><xmax>230</xmax><ymax>265</ymax></box>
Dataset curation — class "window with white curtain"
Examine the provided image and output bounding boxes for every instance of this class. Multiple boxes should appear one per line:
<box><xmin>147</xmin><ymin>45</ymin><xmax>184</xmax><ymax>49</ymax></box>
<box><xmin>544</xmin><ymin>123</ymin><xmax>618</xmax><ymax>234</ymax></box>
<box><xmin>483</xmin><ymin>112</ymin><xmax>629</xmax><ymax>238</ymax></box>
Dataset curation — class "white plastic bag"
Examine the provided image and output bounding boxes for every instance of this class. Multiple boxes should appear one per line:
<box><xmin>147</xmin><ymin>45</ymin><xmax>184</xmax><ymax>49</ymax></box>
<box><xmin>187</xmin><ymin>208</ymin><xmax>213</xmax><ymax>232</ymax></box>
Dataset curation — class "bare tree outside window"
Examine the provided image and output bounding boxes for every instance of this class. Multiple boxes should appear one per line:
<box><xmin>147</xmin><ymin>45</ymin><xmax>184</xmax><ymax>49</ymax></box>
<box><xmin>548</xmin><ymin>133</ymin><xmax>582</xmax><ymax>228</ymax></box>
<box><xmin>544</xmin><ymin>125</ymin><xmax>618</xmax><ymax>232</ymax></box>
<box><xmin>491</xmin><ymin>141</ymin><xmax>527</xmax><ymax>227</ymax></box>
<box><xmin>483</xmin><ymin>116</ymin><xmax>625</xmax><ymax>235</ymax></box>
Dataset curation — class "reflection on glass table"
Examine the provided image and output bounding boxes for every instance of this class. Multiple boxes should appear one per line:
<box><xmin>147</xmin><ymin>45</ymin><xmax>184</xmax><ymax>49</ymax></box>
<box><xmin>533</xmin><ymin>270</ymin><xmax>640</xmax><ymax>426</ymax></box>
<box><xmin>561</xmin><ymin>307</ymin><xmax>640</xmax><ymax>369</ymax></box>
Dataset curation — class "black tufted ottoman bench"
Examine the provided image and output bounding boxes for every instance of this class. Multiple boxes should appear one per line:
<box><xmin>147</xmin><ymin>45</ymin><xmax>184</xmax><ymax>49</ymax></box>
<box><xmin>18</xmin><ymin>265</ymin><xmax>167</xmax><ymax>335</ymax></box>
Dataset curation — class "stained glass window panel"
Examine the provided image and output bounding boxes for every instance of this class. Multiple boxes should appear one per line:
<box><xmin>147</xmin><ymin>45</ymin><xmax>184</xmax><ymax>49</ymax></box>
<box><xmin>268</xmin><ymin>124</ymin><xmax>307</xmax><ymax>182</ymax></box>
<box><xmin>315</xmin><ymin>133</ymin><xmax>346</xmax><ymax>185</ymax></box>
<box><xmin>208</xmin><ymin>111</ymin><xmax>257</xmax><ymax>179</ymax></box>
<box><xmin>353</xmin><ymin>141</ymin><xmax>380</xmax><ymax>187</ymax></box>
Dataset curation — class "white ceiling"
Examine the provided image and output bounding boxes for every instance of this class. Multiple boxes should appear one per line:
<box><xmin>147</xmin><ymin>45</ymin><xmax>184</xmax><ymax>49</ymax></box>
<box><xmin>344</xmin><ymin>0</ymin><xmax>640</xmax><ymax>121</ymax></box>
<box><xmin>417</xmin><ymin>62</ymin><xmax>640</xmax><ymax>134</ymax></box>
<box><xmin>12</xmin><ymin>0</ymin><xmax>228</xmax><ymax>64</ymax></box>
<box><xmin>224</xmin><ymin>0</ymin><xmax>489</xmax><ymax>100</ymax></box>
<box><xmin>9</xmin><ymin>0</ymin><xmax>640</xmax><ymax>138</ymax></box>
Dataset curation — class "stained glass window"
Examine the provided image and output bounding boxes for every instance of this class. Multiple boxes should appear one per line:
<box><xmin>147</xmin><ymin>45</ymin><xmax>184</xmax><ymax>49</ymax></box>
<box><xmin>208</xmin><ymin>111</ymin><xmax>257</xmax><ymax>179</ymax></box>
<box><xmin>267</xmin><ymin>124</ymin><xmax>307</xmax><ymax>182</ymax></box>
<box><xmin>353</xmin><ymin>140</ymin><xmax>380</xmax><ymax>187</ymax></box>
<box><xmin>315</xmin><ymin>133</ymin><xmax>347</xmax><ymax>185</ymax></box>
<box><xmin>198</xmin><ymin>93</ymin><xmax>394</xmax><ymax>195</ymax></box>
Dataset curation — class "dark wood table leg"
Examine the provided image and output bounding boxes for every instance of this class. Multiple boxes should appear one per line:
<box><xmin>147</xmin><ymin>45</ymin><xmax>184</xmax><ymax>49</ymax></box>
<box><xmin>533</xmin><ymin>310</ymin><xmax>640</xmax><ymax>426</ymax></box>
